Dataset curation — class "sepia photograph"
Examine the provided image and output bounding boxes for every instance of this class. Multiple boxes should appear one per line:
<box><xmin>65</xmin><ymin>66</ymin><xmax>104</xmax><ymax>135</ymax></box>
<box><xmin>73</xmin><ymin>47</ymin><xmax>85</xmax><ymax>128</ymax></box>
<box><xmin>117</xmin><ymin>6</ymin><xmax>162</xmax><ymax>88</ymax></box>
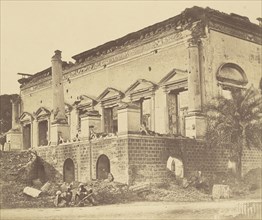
<box><xmin>0</xmin><ymin>0</ymin><xmax>261</xmax><ymax>219</ymax></box>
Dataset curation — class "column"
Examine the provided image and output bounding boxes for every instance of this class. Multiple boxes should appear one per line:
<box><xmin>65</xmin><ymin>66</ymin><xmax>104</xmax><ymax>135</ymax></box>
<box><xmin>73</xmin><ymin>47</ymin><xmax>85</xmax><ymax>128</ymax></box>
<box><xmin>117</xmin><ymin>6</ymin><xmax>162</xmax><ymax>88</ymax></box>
<box><xmin>97</xmin><ymin>104</ymin><xmax>105</xmax><ymax>133</ymax></box>
<box><xmin>50</xmin><ymin>50</ymin><xmax>70</xmax><ymax>145</ymax></box>
<box><xmin>185</xmin><ymin>38</ymin><xmax>206</xmax><ymax>139</ymax></box>
<box><xmin>32</xmin><ymin>119</ymin><xmax>38</xmax><ymax>148</ymax></box>
<box><xmin>150</xmin><ymin>94</ymin><xmax>155</xmax><ymax>131</ymax></box>
<box><xmin>154</xmin><ymin>88</ymin><xmax>169</xmax><ymax>134</ymax></box>
<box><xmin>70</xmin><ymin>108</ymin><xmax>79</xmax><ymax>140</ymax></box>
<box><xmin>51</xmin><ymin>50</ymin><xmax>67</xmax><ymax>124</ymax></box>
<box><xmin>11</xmin><ymin>97</ymin><xmax>20</xmax><ymax>130</ymax></box>
<box><xmin>6</xmin><ymin>97</ymin><xmax>22</xmax><ymax>150</ymax></box>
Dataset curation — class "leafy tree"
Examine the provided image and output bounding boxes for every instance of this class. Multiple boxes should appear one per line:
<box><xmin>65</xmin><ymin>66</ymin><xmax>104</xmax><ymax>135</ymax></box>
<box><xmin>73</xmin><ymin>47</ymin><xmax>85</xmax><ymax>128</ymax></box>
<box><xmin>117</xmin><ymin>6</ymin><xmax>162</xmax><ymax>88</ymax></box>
<box><xmin>205</xmin><ymin>86</ymin><xmax>262</xmax><ymax>178</ymax></box>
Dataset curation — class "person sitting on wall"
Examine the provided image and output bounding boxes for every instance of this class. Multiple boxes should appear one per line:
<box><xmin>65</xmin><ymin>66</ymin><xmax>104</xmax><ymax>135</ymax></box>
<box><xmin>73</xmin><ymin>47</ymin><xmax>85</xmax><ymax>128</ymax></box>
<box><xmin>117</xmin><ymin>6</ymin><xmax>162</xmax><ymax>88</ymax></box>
<box><xmin>75</xmin><ymin>183</ymin><xmax>96</xmax><ymax>206</ymax></box>
<box><xmin>89</xmin><ymin>126</ymin><xmax>97</xmax><ymax>140</ymax></box>
<box><xmin>59</xmin><ymin>135</ymin><xmax>64</xmax><ymax>144</ymax></box>
<box><xmin>140</xmin><ymin>123</ymin><xmax>155</xmax><ymax>136</ymax></box>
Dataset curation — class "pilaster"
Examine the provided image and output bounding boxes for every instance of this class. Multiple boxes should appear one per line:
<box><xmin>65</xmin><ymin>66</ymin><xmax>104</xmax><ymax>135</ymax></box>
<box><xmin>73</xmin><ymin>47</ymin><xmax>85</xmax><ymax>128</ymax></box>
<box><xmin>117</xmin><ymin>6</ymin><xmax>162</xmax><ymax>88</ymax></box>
<box><xmin>185</xmin><ymin>38</ymin><xmax>206</xmax><ymax>139</ymax></box>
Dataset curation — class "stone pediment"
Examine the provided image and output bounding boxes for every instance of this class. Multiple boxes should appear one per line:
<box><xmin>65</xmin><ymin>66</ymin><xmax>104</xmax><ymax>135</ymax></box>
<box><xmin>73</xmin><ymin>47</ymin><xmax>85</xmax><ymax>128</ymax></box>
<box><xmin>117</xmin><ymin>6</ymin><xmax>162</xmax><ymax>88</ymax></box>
<box><xmin>97</xmin><ymin>88</ymin><xmax>124</xmax><ymax>102</ymax></box>
<box><xmin>159</xmin><ymin>69</ymin><xmax>188</xmax><ymax>92</ymax></box>
<box><xmin>19</xmin><ymin>112</ymin><xmax>33</xmax><ymax>123</ymax></box>
<box><xmin>35</xmin><ymin>107</ymin><xmax>51</xmax><ymax>120</ymax></box>
<box><xmin>125</xmin><ymin>79</ymin><xmax>157</xmax><ymax>95</ymax></box>
<box><xmin>65</xmin><ymin>103</ymin><xmax>73</xmax><ymax>113</ymax></box>
<box><xmin>97</xmin><ymin>87</ymin><xmax>124</xmax><ymax>107</ymax></box>
<box><xmin>77</xmin><ymin>95</ymin><xmax>97</xmax><ymax>109</ymax></box>
<box><xmin>159</xmin><ymin>69</ymin><xmax>188</xmax><ymax>86</ymax></box>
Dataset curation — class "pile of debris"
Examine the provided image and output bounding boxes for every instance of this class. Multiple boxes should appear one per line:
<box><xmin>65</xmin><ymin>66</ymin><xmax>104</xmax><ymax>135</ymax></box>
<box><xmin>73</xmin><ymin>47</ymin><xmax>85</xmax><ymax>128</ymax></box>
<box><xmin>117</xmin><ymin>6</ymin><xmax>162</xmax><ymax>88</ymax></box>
<box><xmin>2</xmin><ymin>151</ymin><xmax>260</xmax><ymax>209</ymax></box>
<box><xmin>145</xmin><ymin>182</ymin><xmax>210</xmax><ymax>202</ymax></box>
<box><xmin>0</xmin><ymin>150</ymin><xmax>56</xmax><ymax>208</ymax></box>
<box><xmin>0</xmin><ymin>150</ymin><xmax>38</xmax><ymax>183</ymax></box>
<box><xmin>209</xmin><ymin>168</ymin><xmax>261</xmax><ymax>198</ymax></box>
<box><xmin>88</xmin><ymin>180</ymin><xmax>142</xmax><ymax>204</ymax></box>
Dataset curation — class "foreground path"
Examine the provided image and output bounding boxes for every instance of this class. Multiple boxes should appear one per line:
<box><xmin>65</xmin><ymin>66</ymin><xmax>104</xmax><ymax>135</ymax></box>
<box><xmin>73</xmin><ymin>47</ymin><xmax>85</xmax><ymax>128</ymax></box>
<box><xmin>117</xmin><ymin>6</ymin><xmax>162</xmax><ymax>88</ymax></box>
<box><xmin>1</xmin><ymin>199</ymin><xmax>261</xmax><ymax>220</ymax></box>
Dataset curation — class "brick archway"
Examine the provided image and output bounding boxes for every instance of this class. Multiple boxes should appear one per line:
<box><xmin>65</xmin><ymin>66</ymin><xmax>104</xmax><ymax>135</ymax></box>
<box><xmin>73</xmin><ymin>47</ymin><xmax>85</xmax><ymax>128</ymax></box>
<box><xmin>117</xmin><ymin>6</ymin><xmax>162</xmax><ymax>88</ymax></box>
<box><xmin>96</xmin><ymin>154</ymin><xmax>110</xmax><ymax>180</ymax></box>
<box><xmin>63</xmin><ymin>158</ymin><xmax>75</xmax><ymax>183</ymax></box>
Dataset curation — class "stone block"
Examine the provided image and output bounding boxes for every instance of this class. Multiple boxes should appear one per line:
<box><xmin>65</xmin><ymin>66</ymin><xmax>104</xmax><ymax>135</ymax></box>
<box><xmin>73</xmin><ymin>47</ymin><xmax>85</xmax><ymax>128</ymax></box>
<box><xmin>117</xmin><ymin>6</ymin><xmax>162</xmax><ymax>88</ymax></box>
<box><xmin>212</xmin><ymin>184</ymin><xmax>230</xmax><ymax>199</ymax></box>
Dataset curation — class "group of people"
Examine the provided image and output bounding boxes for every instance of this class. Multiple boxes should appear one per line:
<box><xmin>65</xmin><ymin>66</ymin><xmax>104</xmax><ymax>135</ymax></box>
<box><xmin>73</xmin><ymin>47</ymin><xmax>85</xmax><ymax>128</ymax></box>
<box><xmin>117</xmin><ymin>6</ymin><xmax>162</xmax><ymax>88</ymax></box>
<box><xmin>54</xmin><ymin>183</ymin><xmax>96</xmax><ymax>207</ymax></box>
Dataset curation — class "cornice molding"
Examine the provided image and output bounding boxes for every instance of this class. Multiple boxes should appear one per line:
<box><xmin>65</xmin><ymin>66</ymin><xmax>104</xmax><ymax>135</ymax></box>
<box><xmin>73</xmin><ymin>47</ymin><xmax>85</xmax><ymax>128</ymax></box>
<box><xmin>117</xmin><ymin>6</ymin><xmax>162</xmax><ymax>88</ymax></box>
<box><xmin>208</xmin><ymin>19</ymin><xmax>262</xmax><ymax>45</ymax></box>
<box><xmin>21</xmin><ymin>30</ymin><xmax>191</xmax><ymax>92</ymax></box>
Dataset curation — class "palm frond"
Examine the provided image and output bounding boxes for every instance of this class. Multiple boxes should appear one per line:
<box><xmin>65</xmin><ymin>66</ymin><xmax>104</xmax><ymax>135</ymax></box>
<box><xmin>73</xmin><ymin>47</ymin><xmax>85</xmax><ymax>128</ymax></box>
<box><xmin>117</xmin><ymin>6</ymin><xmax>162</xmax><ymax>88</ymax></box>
<box><xmin>204</xmin><ymin>86</ymin><xmax>262</xmax><ymax>152</ymax></box>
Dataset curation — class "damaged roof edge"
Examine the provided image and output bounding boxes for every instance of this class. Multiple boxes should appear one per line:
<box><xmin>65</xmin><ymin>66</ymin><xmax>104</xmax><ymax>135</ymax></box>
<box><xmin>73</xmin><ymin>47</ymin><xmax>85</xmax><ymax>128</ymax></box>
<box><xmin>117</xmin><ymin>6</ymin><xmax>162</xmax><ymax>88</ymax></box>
<box><xmin>18</xmin><ymin>62</ymin><xmax>72</xmax><ymax>85</ymax></box>
<box><xmin>71</xmin><ymin>6</ymin><xmax>202</xmax><ymax>61</ymax></box>
<box><xmin>71</xmin><ymin>6</ymin><xmax>261</xmax><ymax>61</ymax></box>
<box><xmin>19</xmin><ymin>6</ymin><xmax>262</xmax><ymax>87</ymax></box>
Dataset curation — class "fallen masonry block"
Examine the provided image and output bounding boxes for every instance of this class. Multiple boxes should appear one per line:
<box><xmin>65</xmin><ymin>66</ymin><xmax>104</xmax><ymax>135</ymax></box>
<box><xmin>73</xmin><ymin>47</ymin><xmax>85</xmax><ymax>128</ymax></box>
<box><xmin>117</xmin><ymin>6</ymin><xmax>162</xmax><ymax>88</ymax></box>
<box><xmin>23</xmin><ymin>186</ymin><xmax>42</xmax><ymax>198</ymax></box>
<box><xmin>41</xmin><ymin>181</ymin><xmax>51</xmax><ymax>193</ymax></box>
<box><xmin>129</xmin><ymin>183</ymin><xmax>151</xmax><ymax>193</ymax></box>
<box><xmin>212</xmin><ymin>184</ymin><xmax>230</xmax><ymax>199</ymax></box>
<box><xmin>32</xmin><ymin>178</ymin><xmax>43</xmax><ymax>188</ymax></box>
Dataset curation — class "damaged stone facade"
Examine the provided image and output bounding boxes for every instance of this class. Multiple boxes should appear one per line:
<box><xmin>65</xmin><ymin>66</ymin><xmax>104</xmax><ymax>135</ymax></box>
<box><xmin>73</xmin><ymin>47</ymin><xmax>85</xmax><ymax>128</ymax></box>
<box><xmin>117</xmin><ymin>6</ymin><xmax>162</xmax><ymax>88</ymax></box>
<box><xmin>7</xmin><ymin>7</ymin><xmax>262</xmax><ymax>184</ymax></box>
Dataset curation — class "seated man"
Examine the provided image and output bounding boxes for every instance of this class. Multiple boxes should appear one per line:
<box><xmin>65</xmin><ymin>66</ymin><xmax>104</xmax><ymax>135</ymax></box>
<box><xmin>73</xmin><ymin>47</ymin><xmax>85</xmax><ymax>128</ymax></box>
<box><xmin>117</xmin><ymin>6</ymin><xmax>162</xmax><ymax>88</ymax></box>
<box><xmin>75</xmin><ymin>183</ymin><xmax>96</xmax><ymax>206</ymax></box>
<box><xmin>61</xmin><ymin>186</ymin><xmax>73</xmax><ymax>207</ymax></box>
<box><xmin>54</xmin><ymin>191</ymin><xmax>67</xmax><ymax>207</ymax></box>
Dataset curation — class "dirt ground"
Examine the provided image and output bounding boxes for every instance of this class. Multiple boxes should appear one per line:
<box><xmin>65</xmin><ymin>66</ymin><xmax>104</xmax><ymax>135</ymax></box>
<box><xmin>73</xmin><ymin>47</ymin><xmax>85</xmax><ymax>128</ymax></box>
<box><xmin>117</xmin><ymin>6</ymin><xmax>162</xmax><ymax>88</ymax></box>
<box><xmin>1</xmin><ymin>199</ymin><xmax>261</xmax><ymax>220</ymax></box>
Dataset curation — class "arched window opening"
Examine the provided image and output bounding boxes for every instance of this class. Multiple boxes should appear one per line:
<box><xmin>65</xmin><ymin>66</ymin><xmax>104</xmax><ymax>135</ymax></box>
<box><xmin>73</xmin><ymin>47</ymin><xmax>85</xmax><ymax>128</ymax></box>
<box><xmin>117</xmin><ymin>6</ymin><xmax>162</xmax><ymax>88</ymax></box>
<box><xmin>96</xmin><ymin>155</ymin><xmax>110</xmax><ymax>180</ymax></box>
<box><xmin>167</xmin><ymin>156</ymin><xmax>184</xmax><ymax>178</ymax></box>
<box><xmin>63</xmin><ymin>158</ymin><xmax>75</xmax><ymax>183</ymax></box>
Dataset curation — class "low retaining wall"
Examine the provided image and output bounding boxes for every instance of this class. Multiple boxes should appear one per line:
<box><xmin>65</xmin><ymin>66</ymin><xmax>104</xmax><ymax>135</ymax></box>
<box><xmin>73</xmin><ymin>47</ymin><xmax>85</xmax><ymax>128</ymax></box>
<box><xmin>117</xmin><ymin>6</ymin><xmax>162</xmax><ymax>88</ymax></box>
<box><xmin>34</xmin><ymin>135</ymin><xmax>261</xmax><ymax>184</ymax></box>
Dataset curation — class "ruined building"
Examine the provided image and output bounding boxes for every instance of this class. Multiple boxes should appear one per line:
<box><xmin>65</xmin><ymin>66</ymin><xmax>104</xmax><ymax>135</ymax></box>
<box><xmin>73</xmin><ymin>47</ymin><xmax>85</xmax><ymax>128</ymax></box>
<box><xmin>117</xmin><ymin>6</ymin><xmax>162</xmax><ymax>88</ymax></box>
<box><xmin>6</xmin><ymin>7</ymin><xmax>262</xmax><ymax>184</ymax></box>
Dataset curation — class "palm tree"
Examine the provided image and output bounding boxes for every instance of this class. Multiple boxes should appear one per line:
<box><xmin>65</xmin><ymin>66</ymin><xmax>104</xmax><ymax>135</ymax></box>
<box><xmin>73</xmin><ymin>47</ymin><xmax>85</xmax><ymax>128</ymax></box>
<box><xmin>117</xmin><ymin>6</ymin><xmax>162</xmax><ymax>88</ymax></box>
<box><xmin>205</xmin><ymin>86</ymin><xmax>262</xmax><ymax>178</ymax></box>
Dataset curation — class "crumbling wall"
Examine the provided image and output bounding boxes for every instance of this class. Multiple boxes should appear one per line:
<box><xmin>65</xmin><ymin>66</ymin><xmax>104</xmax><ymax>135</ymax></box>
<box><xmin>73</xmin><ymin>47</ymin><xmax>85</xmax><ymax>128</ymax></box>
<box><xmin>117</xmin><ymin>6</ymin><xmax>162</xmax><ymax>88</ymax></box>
<box><xmin>242</xmin><ymin>146</ymin><xmax>262</xmax><ymax>176</ymax></box>
<box><xmin>128</xmin><ymin>136</ymin><xmax>181</xmax><ymax>184</ymax></box>
<box><xmin>91</xmin><ymin>137</ymin><xmax>129</xmax><ymax>184</ymax></box>
<box><xmin>34</xmin><ymin>136</ymin><xmax>261</xmax><ymax>185</ymax></box>
<box><xmin>35</xmin><ymin>144</ymin><xmax>80</xmax><ymax>182</ymax></box>
<box><xmin>0</xmin><ymin>150</ymin><xmax>38</xmax><ymax>184</ymax></box>
<box><xmin>127</xmin><ymin>136</ymin><xmax>232</xmax><ymax>184</ymax></box>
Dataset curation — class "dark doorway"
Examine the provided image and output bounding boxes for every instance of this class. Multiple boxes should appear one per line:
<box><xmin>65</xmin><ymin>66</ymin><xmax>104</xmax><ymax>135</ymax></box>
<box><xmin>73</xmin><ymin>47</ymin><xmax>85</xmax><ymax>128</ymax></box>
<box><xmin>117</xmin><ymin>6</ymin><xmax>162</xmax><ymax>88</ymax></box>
<box><xmin>37</xmin><ymin>164</ymin><xmax>46</xmax><ymax>183</ymax></box>
<box><xmin>23</xmin><ymin>124</ymin><xmax>31</xmax><ymax>149</ymax></box>
<box><xmin>38</xmin><ymin>120</ymin><xmax>48</xmax><ymax>146</ymax></box>
<box><xmin>96</xmin><ymin>155</ymin><xmax>110</xmax><ymax>180</ymax></box>
<box><xmin>104</xmin><ymin>107</ymin><xmax>118</xmax><ymax>133</ymax></box>
<box><xmin>167</xmin><ymin>90</ymin><xmax>188</xmax><ymax>136</ymax></box>
<box><xmin>63</xmin><ymin>158</ymin><xmax>75</xmax><ymax>183</ymax></box>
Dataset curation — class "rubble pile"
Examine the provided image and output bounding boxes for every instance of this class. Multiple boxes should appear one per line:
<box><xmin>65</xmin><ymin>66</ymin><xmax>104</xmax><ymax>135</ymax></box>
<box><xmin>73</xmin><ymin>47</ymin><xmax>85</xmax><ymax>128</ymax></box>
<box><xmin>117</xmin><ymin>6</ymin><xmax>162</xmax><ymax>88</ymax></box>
<box><xmin>209</xmin><ymin>168</ymin><xmax>261</xmax><ymax>198</ymax></box>
<box><xmin>0</xmin><ymin>151</ymin><xmax>55</xmax><ymax>208</ymax></box>
<box><xmin>90</xmin><ymin>180</ymin><xmax>142</xmax><ymax>204</ymax></box>
<box><xmin>0</xmin><ymin>151</ymin><xmax>37</xmax><ymax>183</ymax></box>
<box><xmin>0</xmin><ymin>180</ymin><xmax>55</xmax><ymax>208</ymax></box>
<box><xmin>1</xmin><ymin>151</ymin><xmax>260</xmax><ymax>209</ymax></box>
<box><xmin>243</xmin><ymin>168</ymin><xmax>261</xmax><ymax>191</ymax></box>
<box><xmin>145</xmin><ymin>182</ymin><xmax>211</xmax><ymax>202</ymax></box>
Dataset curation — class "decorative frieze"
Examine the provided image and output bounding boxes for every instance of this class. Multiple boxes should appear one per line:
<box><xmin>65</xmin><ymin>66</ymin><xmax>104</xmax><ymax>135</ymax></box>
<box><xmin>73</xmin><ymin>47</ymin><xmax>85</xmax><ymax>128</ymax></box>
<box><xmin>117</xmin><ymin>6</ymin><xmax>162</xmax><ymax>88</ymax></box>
<box><xmin>21</xmin><ymin>30</ymin><xmax>191</xmax><ymax>93</ymax></box>
<box><xmin>208</xmin><ymin>20</ymin><xmax>262</xmax><ymax>45</ymax></box>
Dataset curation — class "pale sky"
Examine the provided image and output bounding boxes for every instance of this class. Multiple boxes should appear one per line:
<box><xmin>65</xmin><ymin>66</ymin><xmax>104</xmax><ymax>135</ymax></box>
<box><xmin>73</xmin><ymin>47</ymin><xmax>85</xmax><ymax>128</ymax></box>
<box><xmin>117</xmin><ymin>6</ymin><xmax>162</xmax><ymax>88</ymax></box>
<box><xmin>1</xmin><ymin>0</ymin><xmax>261</xmax><ymax>95</ymax></box>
